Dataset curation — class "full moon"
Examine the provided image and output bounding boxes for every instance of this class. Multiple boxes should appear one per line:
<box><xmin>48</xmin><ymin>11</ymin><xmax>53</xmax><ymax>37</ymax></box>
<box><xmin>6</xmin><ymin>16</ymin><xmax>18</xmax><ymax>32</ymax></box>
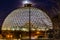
<box><xmin>22</xmin><ymin>0</ymin><xmax>31</xmax><ymax>4</ymax></box>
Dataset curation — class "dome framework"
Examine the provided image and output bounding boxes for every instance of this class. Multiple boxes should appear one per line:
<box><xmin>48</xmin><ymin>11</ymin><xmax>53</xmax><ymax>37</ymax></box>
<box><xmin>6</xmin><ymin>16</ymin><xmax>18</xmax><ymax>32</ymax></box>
<box><xmin>2</xmin><ymin>7</ymin><xmax>53</xmax><ymax>31</ymax></box>
<box><xmin>1</xmin><ymin>6</ymin><xmax>54</xmax><ymax>39</ymax></box>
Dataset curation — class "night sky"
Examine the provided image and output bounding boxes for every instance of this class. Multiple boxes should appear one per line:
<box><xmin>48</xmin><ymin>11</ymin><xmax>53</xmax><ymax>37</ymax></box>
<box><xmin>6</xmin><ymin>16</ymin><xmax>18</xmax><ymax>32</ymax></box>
<box><xmin>0</xmin><ymin>0</ymin><xmax>60</xmax><ymax>27</ymax></box>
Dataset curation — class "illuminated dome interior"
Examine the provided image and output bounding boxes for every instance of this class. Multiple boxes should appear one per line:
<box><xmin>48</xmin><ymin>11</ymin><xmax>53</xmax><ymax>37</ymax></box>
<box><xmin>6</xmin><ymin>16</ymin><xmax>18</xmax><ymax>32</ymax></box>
<box><xmin>2</xmin><ymin>7</ymin><xmax>53</xmax><ymax>31</ymax></box>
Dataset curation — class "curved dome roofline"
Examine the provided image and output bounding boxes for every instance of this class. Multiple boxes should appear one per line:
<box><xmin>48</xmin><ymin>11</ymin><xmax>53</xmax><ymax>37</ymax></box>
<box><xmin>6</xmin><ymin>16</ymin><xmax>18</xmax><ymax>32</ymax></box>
<box><xmin>2</xmin><ymin>7</ymin><xmax>53</xmax><ymax>30</ymax></box>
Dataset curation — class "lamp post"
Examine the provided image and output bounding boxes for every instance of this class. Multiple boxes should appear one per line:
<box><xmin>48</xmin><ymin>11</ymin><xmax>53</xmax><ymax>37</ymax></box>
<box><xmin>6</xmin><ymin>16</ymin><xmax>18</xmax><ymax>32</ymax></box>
<box><xmin>23</xmin><ymin>4</ymin><xmax>32</xmax><ymax>40</ymax></box>
<box><xmin>29</xmin><ymin>4</ymin><xmax>31</xmax><ymax>40</ymax></box>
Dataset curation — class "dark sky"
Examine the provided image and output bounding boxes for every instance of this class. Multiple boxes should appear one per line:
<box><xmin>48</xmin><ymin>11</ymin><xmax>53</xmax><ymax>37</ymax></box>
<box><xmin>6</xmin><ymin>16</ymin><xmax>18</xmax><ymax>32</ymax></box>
<box><xmin>0</xmin><ymin>0</ymin><xmax>60</xmax><ymax>27</ymax></box>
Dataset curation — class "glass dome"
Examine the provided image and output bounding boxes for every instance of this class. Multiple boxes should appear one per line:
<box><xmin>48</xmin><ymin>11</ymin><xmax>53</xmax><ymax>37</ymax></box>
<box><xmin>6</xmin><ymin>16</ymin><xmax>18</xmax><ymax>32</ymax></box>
<box><xmin>2</xmin><ymin>7</ymin><xmax>53</xmax><ymax>31</ymax></box>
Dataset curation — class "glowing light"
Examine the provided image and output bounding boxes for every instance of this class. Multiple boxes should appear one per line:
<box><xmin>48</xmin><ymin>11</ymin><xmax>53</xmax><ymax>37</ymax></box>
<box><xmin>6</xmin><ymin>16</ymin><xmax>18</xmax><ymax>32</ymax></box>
<box><xmin>31</xmin><ymin>36</ymin><xmax>38</xmax><ymax>39</ymax></box>
<box><xmin>36</xmin><ymin>31</ymin><xmax>40</xmax><ymax>34</ymax></box>
<box><xmin>22</xmin><ymin>0</ymin><xmax>31</xmax><ymax>4</ymax></box>
<box><xmin>12</xmin><ymin>28</ymin><xmax>15</xmax><ymax>31</ymax></box>
<box><xmin>7</xmin><ymin>35</ymin><xmax>10</xmax><ymax>38</ymax></box>
<box><xmin>6</xmin><ymin>34</ymin><xmax>13</xmax><ymax>38</ymax></box>
<box><xmin>22</xmin><ymin>28</ymin><xmax>28</xmax><ymax>31</ymax></box>
<box><xmin>31</xmin><ymin>28</ymin><xmax>35</xmax><ymax>31</ymax></box>
<box><xmin>10</xmin><ymin>35</ymin><xmax>13</xmax><ymax>38</ymax></box>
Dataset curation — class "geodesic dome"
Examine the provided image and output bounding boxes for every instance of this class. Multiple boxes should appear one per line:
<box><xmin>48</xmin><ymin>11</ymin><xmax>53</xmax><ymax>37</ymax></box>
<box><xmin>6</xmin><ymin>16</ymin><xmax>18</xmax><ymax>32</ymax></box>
<box><xmin>2</xmin><ymin>7</ymin><xmax>53</xmax><ymax>31</ymax></box>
